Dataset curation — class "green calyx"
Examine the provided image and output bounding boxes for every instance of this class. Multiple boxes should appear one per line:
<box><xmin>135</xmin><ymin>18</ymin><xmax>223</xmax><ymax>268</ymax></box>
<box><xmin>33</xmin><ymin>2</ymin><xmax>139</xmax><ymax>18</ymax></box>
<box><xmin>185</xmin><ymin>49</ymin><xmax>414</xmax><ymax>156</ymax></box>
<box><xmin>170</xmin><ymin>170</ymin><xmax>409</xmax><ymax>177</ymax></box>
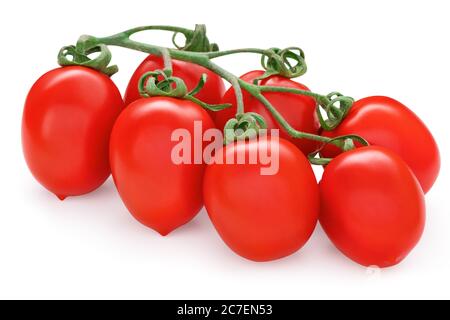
<box><xmin>138</xmin><ymin>71</ymin><xmax>231</xmax><ymax>112</ymax></box>
<box><xmin>256</xmin><ymin>47</ymin><xmax>308</xmax><ymax>81</ymax></box>
<box><xmin>224</xmin><ymin>113</ymin><xmax>268</xmax><ymax>145</ymax></box>
<box><xmin>317</xmin><ymin>92</ymin><xmax>355</xmax><ymax>131</ymax></box>
<box><xmin>139</xmin><ymin>70</ymin><xmax>188</xmax><ymax>98</ymax></box>
<box><xmin>58</xmin><ymin>35</ymin><xmax>118</xmax><ymax>77</ymax></box>
<box><xmin>172</xmin><ymin>24</ymin><xmax>219</xmax><ymax>53</ymax></box>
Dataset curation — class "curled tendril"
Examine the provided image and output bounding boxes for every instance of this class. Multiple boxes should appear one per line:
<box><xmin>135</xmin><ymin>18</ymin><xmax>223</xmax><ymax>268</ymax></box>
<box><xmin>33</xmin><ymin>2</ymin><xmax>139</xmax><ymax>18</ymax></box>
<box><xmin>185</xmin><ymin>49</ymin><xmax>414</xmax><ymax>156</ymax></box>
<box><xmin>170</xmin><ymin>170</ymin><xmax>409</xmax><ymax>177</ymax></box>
<box><xmin>172</xmin><ymin>24</ymin><xmax>219</xmax><ymax>52</ymax></box>
<box><xmin>224</xmin><ymin>113</ymin><xmax>268</xmax><ymax>145</ymax></box>
<box><xmin>308</xmin><ymin>134</ymin><xmax>370</xmax><ymax>166</ymax></box>
<box><xmin>317</xmin><ymin>92</ymin><xmax>355</xmax><ymax>131</ymax></box>
<box><xmin>58</xmin><ymin>36</ymin><xmax>118</xmax><ymax>76</ymax></box>
<box><xmin>138</xmin><ymin>70</ymin><xmax>188</xmax><ymax>98</ymax></box>
<box><xmin>258</xmin><ymin>47</ymin><xmax>307</xmax><ymax>80</ymax></box>
<box><xmin>138</xmin><ymin>71</ymin><xmax>231</xmax><ymax>112</ymax></box>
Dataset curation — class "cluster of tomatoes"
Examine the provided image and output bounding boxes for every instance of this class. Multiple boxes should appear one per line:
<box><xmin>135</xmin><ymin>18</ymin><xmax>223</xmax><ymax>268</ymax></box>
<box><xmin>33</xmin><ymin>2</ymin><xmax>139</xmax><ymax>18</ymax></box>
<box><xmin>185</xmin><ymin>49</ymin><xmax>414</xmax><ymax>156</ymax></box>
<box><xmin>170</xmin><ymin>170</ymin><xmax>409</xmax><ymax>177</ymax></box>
<box><xmin>23</xmin><ymin>45</ymin><xmax>440</xmax><ymax>269</ymax></box>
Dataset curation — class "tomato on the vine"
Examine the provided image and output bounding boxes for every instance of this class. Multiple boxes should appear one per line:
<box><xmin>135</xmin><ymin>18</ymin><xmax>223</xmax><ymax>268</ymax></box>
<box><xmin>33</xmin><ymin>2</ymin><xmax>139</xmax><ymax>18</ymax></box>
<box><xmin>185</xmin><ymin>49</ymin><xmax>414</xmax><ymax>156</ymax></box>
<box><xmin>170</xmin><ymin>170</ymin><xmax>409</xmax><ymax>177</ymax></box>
<box><xmin>321</xmin><ymin>96</ymin><xmax>440</xmax><ymax>193</ymax></box>
<box><xmin>22</xmin><ymin>66</ymin><xmax>124</xmax><ymax>200</ymax></box>
<box><xmin>213</xmin><ymin>71</ymin><xmax>320</xmax><ymax>155</ymax></box>
<box><xmin>124</xmin><ymin>55</ymin><xmax>225</xmax><ymax>111</ymax></box>
<box><xmin>319</xmin><ymin>146</ymin><xmax>426</xmax><ymax>268</ymax></box>
<box><xmin>203</xmin><ymin>137</ymin><xmax>319</xmax><ymax>262</ymax></box>
<box><xmin>110</xmin><ymin>97</ymin><xmax>215</xmax><ymax>236</ymax></box>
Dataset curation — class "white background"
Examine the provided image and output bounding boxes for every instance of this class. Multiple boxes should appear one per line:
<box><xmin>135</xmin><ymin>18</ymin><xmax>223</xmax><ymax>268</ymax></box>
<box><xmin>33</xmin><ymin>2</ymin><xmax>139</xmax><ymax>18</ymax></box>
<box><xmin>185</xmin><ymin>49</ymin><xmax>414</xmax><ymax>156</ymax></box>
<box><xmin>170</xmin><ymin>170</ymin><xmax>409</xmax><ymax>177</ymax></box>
<box><xmin>0</xmin><ymin>0</ymin><xmax>449</xmax><ymax>300</ymax></box>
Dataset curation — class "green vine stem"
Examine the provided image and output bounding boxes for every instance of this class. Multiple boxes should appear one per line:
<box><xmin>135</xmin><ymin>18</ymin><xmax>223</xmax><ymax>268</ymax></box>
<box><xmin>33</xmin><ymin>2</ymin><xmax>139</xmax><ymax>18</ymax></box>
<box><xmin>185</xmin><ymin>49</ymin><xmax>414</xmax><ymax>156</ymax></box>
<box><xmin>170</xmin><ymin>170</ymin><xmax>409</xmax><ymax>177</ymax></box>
<box><xmin>58</xmin><ymin>24</ymin><xmax>367</xmax><ymax>161</ymax></box>
<box><xmin>96</xmin><ymin>28</ymin><xmax>249</xmax><ymax>120</ymax></box>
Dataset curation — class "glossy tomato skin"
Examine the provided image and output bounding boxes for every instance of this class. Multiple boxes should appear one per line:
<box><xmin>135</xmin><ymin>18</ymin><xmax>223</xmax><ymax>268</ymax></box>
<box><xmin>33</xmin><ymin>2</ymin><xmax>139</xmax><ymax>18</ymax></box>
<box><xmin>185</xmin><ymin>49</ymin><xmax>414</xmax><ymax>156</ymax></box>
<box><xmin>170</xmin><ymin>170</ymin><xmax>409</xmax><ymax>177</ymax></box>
<box><xmin>203</xmin><ymin>137</ymin><xmax>319</xmax><ymax>262</ymax></box>
<box><xmin>213</xmin><ymin>70</ymin><xmax>320</xmax><ymax>155</ymax></box>
<box><xmin>320</xmin><ymin>146</ymin><xmax>426</xmax><ymax>268</ymax></box>
<box><xmin>110</xmin><ymin>97</ymin><xmax>215</xmax><ymax>236</ymax></box>
<box><xmin>124</xmin><ymin>55</ymin><xmax>225</xmax><ymax>109</ymax></box>
<box><xmin>22</xmin><ymin>66</ymin><xmax>124</xmax><ymax>200</ymax></box>
<box><xmin>321</xmin><ymin>96</ymin><xmax>440</xmax><ymax>194</ymax></box>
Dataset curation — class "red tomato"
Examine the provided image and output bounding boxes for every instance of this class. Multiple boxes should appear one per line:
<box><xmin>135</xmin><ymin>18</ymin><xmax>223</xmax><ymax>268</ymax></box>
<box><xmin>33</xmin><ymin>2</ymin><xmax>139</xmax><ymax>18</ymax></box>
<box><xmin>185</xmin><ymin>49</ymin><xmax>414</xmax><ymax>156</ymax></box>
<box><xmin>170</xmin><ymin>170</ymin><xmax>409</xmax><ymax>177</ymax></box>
<box><xmin>203</xmin><ymin>137</ymin><xmax>319</xmax><ymax>262</ymax></box>
<box><xmin>110</xmin><ymin>97</ymin><xmax>215</xmax><ymax>236</ymax></box>
<box><xmin>22</xmin><ymin>66</ymin><xmax>124</xmax><ymax>200</ymax></box>
<box><xmin>213</xmin><ymin>71</ymin><xmax>320</xmax><ymax>155</ymax></box>
<box><xmin>124</xmin><ymin>55</ymin><xmax>225</xmax><ymax>111</ymax></box>
<box><xmin>320</xmin><ymin>146</ymin><xmax>426</xmax><ymax>268</ymax></box>
<box><xmin>321</xmin><ymin>96</ymin><xmax>440</xmax><ymax>194</ymax></box>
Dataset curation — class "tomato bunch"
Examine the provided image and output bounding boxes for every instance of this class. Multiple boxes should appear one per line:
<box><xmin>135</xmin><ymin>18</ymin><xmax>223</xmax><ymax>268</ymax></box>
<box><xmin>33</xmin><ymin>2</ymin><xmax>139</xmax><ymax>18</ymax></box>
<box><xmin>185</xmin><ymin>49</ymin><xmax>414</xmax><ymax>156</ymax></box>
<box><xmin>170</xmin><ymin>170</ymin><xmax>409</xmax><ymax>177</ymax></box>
<box><xmin>22</xmin><ymin>25</ymin><xmax>440</xmax><ymax>269</ymax></box>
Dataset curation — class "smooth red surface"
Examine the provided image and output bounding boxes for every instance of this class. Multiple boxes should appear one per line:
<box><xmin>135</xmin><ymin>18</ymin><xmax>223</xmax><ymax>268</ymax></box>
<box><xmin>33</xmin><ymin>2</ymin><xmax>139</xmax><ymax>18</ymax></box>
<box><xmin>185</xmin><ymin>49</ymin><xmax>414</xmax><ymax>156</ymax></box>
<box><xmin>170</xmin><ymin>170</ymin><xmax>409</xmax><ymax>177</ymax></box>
<box><xmin>110</xmin><ymin>97</ymin><xmax>215</xmax><ymax>236</ymax></box>
<box><xmin>213</xmin><ymin>71</ymin><xmax>320</xmax><ymax>155</ymax></box>
<box><xmin>319</xmin><ymin>146</ymin><xmax>426</xmax><ymax>268</ymax></box>
<box><xmin>124</xmin><ymin>55</ymin><xmax>225</xmax><ymax>119</ymax></box>
<box><xmin>203</xmin><ymin>138</ymin><xmax>319</xmax><ymax>262</ymax></box>
<box><xmin>321</xmin><ymin>96</ymin><xmax>440</xmax><ymax>193</ymax></box>
<box><xmin>22</xmin><ymin>66</ymin><xmax>124</xmax><ymax>199</ymax></box>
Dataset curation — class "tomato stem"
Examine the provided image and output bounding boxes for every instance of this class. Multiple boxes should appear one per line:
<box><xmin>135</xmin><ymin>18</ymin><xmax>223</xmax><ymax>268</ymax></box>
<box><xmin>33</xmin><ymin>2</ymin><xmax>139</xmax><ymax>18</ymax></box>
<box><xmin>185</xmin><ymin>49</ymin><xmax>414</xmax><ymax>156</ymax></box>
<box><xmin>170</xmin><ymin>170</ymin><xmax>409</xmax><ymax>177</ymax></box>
<box><xmin>239</xmin><ymin>81</ymin><xmax>330</xmax><ymax>143</ymax></box>
<box><xmin>60</xmin><ymin>24</ymin><xmax>367</xmax><ymax>163</ymax></box>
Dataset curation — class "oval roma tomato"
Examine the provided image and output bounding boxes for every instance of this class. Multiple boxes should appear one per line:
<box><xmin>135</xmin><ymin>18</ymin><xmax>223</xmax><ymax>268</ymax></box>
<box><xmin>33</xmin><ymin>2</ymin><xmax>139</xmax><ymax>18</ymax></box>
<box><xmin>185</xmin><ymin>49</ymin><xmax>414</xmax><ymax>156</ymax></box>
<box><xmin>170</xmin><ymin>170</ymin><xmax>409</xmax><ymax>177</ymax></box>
<box><xmin>319</xmin><ymin>146</ymin><xmax>426</xmax><ymax>268</ymax></box>
<box><xmin>203</xmin><ymin>137</ymin><xmax>319</xmax><ymax>262</ymax></box>
<box><xmin>110</xmin><ymin>97</ymin><xmax>215</xmax><ymax>236</ymax></box>
<box><xmin>321</xmin><ymin>96</ymin><xmax>440</xmax><ymax>194</ymax></box>
<box><xmin>213</xmin><ymin>71</ymin><xmax>320</xmax><ymax>155</ymax></box>
<box><xmin>22</xmin><ymin>66</ymin><xmax>124</xmax><ymax>200</ymax></box>
<box><xmin>124</xmin><ymin>55</ymin><xmax>225</xmax><ymax>108</ymax></box>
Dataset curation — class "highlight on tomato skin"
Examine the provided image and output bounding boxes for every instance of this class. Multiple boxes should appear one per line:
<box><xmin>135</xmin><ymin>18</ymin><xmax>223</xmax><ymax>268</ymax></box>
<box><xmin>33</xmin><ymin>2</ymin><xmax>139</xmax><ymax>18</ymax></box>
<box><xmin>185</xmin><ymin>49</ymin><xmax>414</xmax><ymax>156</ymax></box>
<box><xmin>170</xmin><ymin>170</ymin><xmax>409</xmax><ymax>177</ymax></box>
<box><xmin>203</xmin><ymin>137</ymin><xmax>320</xmax><ymax>262</ymax></box>
<box><xmin>319</xmin><ymin>146</ymin><xmax>426</xmax><ymax>268</ymax></box>
<box><xmin>22</xmin><ymin>66</ymin><xmax>124</xmax><ymax>199</ymax></box>
<box><xmin>213</xmin><ymin>70</ymin><xmax>320</xmax><ymax>156</ymax></box>
<box><xmin>110</xmin><ymin>96</ymin><xmax>215</xmax><ymax>236</ymax></box>
<box><xmin>320</xmin><ymin>96</ymin><xmax>440</xmax><ymax>194</ymax></box>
